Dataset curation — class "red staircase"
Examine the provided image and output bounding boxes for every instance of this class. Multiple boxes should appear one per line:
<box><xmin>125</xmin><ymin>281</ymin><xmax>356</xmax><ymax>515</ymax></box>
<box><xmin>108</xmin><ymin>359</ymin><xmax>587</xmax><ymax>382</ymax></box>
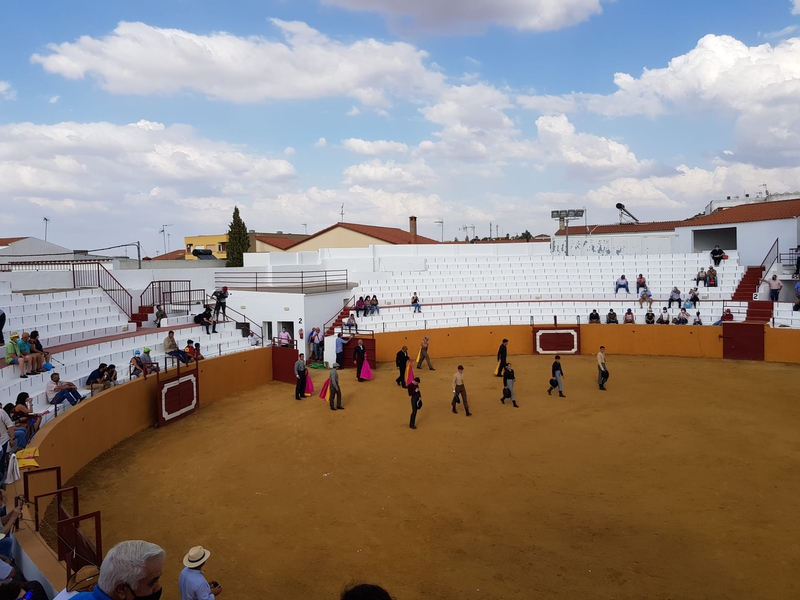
<box><xmin>131</xmin><ymin>305</ymin><xmax>154</xmax><ymax>327</ymax></box>
<box><xmin>324</xmin><ymin>305</ymin><xmax>352</xmax><ymax>337</ymax></box>
<box><xmin>731</xmin><ymin>266</ymin><xmax>773</xmax><ymax>324</ymax></box>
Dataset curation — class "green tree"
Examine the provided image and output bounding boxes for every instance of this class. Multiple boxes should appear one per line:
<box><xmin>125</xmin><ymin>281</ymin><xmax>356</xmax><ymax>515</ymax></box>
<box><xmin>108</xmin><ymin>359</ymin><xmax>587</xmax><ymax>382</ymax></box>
<box><xmin>225</xmin><ymin>206</ymin><xmax>250</xmax><ymax>267</ymax></box>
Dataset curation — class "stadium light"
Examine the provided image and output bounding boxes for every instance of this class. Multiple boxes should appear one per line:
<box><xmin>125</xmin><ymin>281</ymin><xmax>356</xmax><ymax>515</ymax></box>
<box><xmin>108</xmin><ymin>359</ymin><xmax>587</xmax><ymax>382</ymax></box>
<box><xmin>551</xmin><ymin>209</ymin><xmax>585</xmax><ymax>256</ymax></box>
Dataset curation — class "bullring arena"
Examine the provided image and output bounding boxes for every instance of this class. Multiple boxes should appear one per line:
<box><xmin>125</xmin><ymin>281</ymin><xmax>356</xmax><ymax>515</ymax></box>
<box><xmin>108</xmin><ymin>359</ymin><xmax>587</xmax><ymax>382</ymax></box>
<box><xmin>3</xmin><ymin>229</ymin><xmax>800</xmax><ymax>600</ymax></box>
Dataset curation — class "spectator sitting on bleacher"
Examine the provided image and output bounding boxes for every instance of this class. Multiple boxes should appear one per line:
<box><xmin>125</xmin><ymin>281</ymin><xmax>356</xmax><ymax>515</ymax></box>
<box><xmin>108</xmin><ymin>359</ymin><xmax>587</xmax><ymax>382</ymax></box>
<box><xmin>87</xmin><ymin>363</ymin><xmax>112</xmax><ymax>392</ymax></box>
<box><xmin>645</xmin><ymin>309</ymin><xmax>655</xmax><ymax>324</ymax></box>
<box><xmin>341</xmin><ymin>583</ymin><xmax>395</xmax><ymax>600</ymax></box>
<box><xmin>675</xmin><ymin>309</ymin><xmax>690</xmax><ymax>325</ymax></box>
<box><xmin>29</xmin><ymin>330</ymin><xmax>49</xmax><ymax>366</ymax></box>
<box><xmin>688</xmin><ymin>288</ymin><xmax>700</xmax><ymax>307</ymax></box>
<box><xmin>5</xmin><ymin>333</ymin><xmax>36</xmax><ymax>379</ymax></box>
<box><xmin>696</xmin><ymin>268</ymin><xmax>707</xmax><ymax>287</ymax></box>
<box><xmin>345</xmin><ymin>314</ymin><xmax>358</xmax><ymax>335</ymax></box>
<box><xmin>106</xmin><ymin>364</ymin><xmax>118</xmax><ymax>385</ymax></box>
<box><xmin>411</xmin><ymin>292</ymin><xmax>422</xmax><ymax>313</ymax></box>
<box><xmin>0</xmin><ymin>490</ymin><xmax>24</xmax><ymax>561</ymax></box>
<box><xmin>657</xmin><ymin>308</ymin><xmax>670</xmax><ymax>325</ymax></box>
<box><xmin>713</xmin><ymin>308</ymin><xmax>734</xmax><ymax>326</ymax></box>
<box><xmin>355</xmin><ymin>296</ymin><xmax>366</xmax><ymax>318</ymax></box>
<box><xmin>667</xmin><ymin>287</ymin><xmax>682</xmax><ymax>309</ymax></box>
<box><xmin>141</xmin><ymin>348</ymin><xmax>160</xmax><ymax>373</ymax></box>
<box><xmin>606</xmin><ymin>309</ymin><xmax>619</xmax><ymax>324</ymax></box>
<box><xmin>154</xmin><ymin>304</ymin><xmax>167</xmax><ymax>328</ymax></box>
<box><xmin>693</xmin><ymin>311</ymin><xmax>703</xmax><ymax>325</ymax></box>
<box><xmin>639</xmin><ymin>287</ymin><xmax>653</xmax><ymax>309</ymax></box>
<box><xmin>711</xmin><ymin>245</ymin><xmax>724</xmax><ymax>266</ymax></box>
<box><xmin>194</xmin><ymin>307</ymin><xmax>217</xmax><ymax>335</ymax></box>
<box><xmin>18</xmin><ymin>332</ymin><xmax>45</xmax><ymax>374</ymax></box>
<box><xmin>623</xmin><ymin>309</ymin><xmax>635</xmax><ymax>324</ymax></box>
<box><xmin>186</xmin><ymin>342</ymin><xmax>204</xmax><ymax>361</ymax></box>
<box><xmin>370</xmin><ymin>295</ymin><xmax>380</xmax><ymax>314</ymax></box>
<box><xmin>13</xmin><ymin>392</ymin><xmax>42</xmax><ymax>436</ymax></box>
<box><xmin>71</xmin><ymin>540</ymin><xmax>165</xmax><ymax>600</ymax></box>
<box><xmin>46</xmin><ymin>373</ymin><xmax>83</xmax><ymax>406</ymax></box>
<box><xmin>615</xmin><ymin>275</ymin><xmax>629</xmax><ymax>294</ymax></box>
<box><xmin>4</xmin><ymin>402</ymin><xmax>29</xmax><ymax>451</ymax></box>
<box><xmin>589</xmin><ymin>309</ymin><xmax>600</xmax><ymax>324</ymax></box>
<box><xmin>636</xmin><ymin>274</ymin><xmax>647</xmax><ymax>294</ymax></box>
<box><xmin>164</xmin><ymin>331</ymin><xmax>190</xmax><ymax>364</ymax></box>
<box><xmin>706</xmin><ymin>266</ymin><xmax>718</xmax><ymax>287</ymax></box>
<box><xmin>130</xmin><ymin>350</ymin><xmax>146</xmax><ymax>378</ymax></box>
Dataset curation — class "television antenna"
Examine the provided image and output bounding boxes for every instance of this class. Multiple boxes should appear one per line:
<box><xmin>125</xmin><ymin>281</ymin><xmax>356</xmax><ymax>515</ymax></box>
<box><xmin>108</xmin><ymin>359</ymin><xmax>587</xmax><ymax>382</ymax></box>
<box><xmin>159</xmin><ymin>224</ymin><xmax>173</xmax><ymax>256</ymax></box>
<box><xmin>615</xmin><ymin>203</ymin><xmax>640</xmax><ymax>224</ymax></box>
<box><xmin>434</xmin><ymin>219</ymin><xmax>444</xmax><ymax>242</ymax></box>
<box><xmin>43</xmin><ymin>217</ymin><xmax>50</xmax><ymax>241</ymax></box>
<box><xmin>459</xmin><ymin>225</ymin><xmax>475</xmax><ymax>240</ymax></box>
<box><xmin>301</xmin><ymin>222</ymin><xmax>308</xmax><ymax>234</ymax></box>
<box><xmin>340</xmin><ymin>204</ymin><xmax>345</xmax><ymax>222</ymax></box>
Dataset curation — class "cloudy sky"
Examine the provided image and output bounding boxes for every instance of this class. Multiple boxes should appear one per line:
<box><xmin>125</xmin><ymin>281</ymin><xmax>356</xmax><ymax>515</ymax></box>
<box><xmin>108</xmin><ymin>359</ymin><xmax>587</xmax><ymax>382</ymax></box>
<box><xmin>2</xmin><ymin>0</ymin><xmax>800</xmax><ymax>255</ymax></box>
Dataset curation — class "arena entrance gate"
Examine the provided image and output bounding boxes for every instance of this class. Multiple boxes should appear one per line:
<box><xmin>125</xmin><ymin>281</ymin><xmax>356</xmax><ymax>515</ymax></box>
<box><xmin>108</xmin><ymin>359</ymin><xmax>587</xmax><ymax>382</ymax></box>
<box><xmin>721</xmin><ymin>322</ymin><xmax>765</xmax><ymax>361</ymax></box>
<box><xmin>532</xmin><ymin>326</ymin><xmax>581</xmax><ymax>355</ymax></box>
<box><xmin>272</xmin><ymin>342</ymin><xmax>299</xmax><ymax>384</ymax></box>
<box><xmin>156</xmin><ymin>362</ymin><xmax>200</xmax><ymax>427</ymax></box>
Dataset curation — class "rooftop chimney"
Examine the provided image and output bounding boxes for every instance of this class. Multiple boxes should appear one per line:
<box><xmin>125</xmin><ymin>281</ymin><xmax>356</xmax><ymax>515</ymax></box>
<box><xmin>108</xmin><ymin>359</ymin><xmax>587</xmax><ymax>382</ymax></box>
<box><xmin>409</xmin><ymin>216</ymin><xmax>417</xmax><ymax>244</ymax></box>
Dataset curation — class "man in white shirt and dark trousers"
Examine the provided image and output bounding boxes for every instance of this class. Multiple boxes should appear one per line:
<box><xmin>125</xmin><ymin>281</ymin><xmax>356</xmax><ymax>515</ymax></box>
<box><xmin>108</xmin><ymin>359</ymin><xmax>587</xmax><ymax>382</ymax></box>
<box><xmin>451</xmin><ymin>365</ymin><xmax>471</xmax><ymax>416</ymax></box>
<box><xmin>597</xmin><ymin>346</ymin><xmax>608</xmax><ymax>391</ymax></box>
<box><xmin>294</xmin><ymin>354</ymin><xmax>307</xmax><ymax>400</ymax></box>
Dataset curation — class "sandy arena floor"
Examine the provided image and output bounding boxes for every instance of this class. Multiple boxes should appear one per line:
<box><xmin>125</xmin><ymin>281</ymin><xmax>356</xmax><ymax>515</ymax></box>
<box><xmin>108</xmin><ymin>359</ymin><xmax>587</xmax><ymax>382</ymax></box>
<box><xmin>66</xmin><ymin>354</ymin><xmax>800</xmax><ymax>600</ymax></box>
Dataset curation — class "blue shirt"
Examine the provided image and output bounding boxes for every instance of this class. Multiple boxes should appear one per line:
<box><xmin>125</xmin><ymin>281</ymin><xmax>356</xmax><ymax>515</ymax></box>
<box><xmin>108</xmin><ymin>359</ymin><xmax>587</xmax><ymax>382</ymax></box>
<box><xmin>795</xmin><ymin>281</ymin><xmax>800</xmax><ymax>295</ymax></box>
<box><xmin>72</xmin><ymin>586</ymin><xmax>114</xmax><ymax>600</ymax></box>
<box><xmin>17</xmin><ymin>340</ymin><xmax>31</xmax><ymax>354</ymax></box>
<box><xmin>335</xmin><ymin>337</ymin><xmax>346</xmax><ymax>353</ymax></box>
<box><xmin>87</xmin><ymin>369</ymin><xmax>104</xmax><ymax>385</ymax></box>
<box><xmin>179</xmin><ymin>567</ymin><xmax>214</xmax><ymax>600</ymax></box>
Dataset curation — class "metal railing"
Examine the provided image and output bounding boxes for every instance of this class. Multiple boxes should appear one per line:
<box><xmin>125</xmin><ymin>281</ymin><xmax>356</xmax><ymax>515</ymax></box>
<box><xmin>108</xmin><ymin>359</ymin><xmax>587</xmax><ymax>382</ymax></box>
<box><xmin>206</xmin><ymin>294</ymin><xmax>263</xmax><ymax>340</ymax></box>
<box><xmin>755</xmin><ymin>238</ymin><xmax>779</xmax><ymax>295</ymax></box>
<box><xmin>73</xmin><ymin>262</ymin><xmax>134</xmax><ymax>318</ymax></box>
<box><xmin>215</xmin><ymin>270</ymin><xmax>349</xmax><ymax>293</ymax></box>
<box><xmin>140</xmin><ymin>280</ymin><xmax>206</xmax><ymax>313</ymax></box>
<box><xmin>323</xmin><ymin>296</ymin><xmax>355</xmax><ymax>335</ymax></box>
<box><xmin>3</xmin><ymin>259</ymin><xmax>113</xmax><ymax>271</ymax></box>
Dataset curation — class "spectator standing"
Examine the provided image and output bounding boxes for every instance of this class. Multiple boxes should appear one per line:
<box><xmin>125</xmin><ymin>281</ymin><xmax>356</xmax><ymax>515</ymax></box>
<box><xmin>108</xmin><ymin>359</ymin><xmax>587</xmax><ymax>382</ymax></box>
<box><xmin>416</xmin><ymin>336</ymin><xmax>434</xmax><ymax>370</ymax></box>
<box><xmin>711</xmin><ymin>245</ymin><xmax>725</xmax><ymax>266</ymax></box>
<box><xmin>294</xmin><ymin>354</ymin><xmax>307</xmax><ymax>400</ymax></box>
<box><xmin>249</xmin><ymin>332</ymin><xmax>260</xmax><ymax>346</ymax></box>
<box><xmin>502</xmin><ymin>363</ymin><xmax>518</xmax><ymax>408</ymax></box>
<box><xmin>615</xmin><ymin>275</ymin><xmax>629</xmax><ymax>294</ymax></box>
<box><xmin>278</xmin><ymin>328</ymin><xmax>292</xmax><ymax>348</ymax></box>
<box><xmin>395</xmin><ymin>346</ymin><xmax>409</xmax><ymax>388</ymax></box>
<box><xmin>496</xmin><ymin>338</ymin><xmax>509</xmax><ymax>376</ymax></box>
<box><xmin>636</xmin><ymin>274</ymin><xmax>647</xmax><ymax>294</ymax></box>
<box><xmin>0</xmin><ymin>410</ymin><xmax>17</xmax><ymax>479</ymax></box>
<box><xmin>328</xmin><ymin>363</ymin><xmax>343</xmax><ymax>411</ymax></box>
<box><xmin>761</xmin><ymin>275</ymin><xmax>783</xmax><ymax>302</ymax></box>
<box><xmin>353</xmin><ymin>340</ymin><xmax>367</xmax><ymax>382</ymax></box>
<box><xmin>588</xmin><ymin>309</ymin><xmax>601</xmax><ymax>324</ymax></box>
<box><xmin>696</xmin><ymin>268</ymin><xmax>707</xmax><ymax>287</ymax></box>
<box><xmin>212</xmin><ymin>287</ymin><xmax>229</xmax><ymax>321</ymax></box>
<box><xmin>411</xmin><ymin>293</ymin><xmax>422</xmax><ymax>313</ymax></box>
<box><xmin>312</xmin><ymin>328</ymin><xmax>323</xmax><ymax>361</ymax></box>
<box><xmin>451</xmin><ymin>365</ymin><xmax>471</xmax><ymax>415</ymax></box>
<box><xmin>154</xmin><ymin>305</ymin><xmax>167</xmax><ymax>328</ymax></box>
<box><xmin>86</xmin><ymin>363</ymin><xmax>112</xmax><ymax>392</ymax></box>
<box><xmin>164</xmin><ymin>331</ymin><xmax>190</xmax><ymax>364</ymax></box>
<box><xmin>547</xmin><ymin>355</ymin><xmax>565</xmax><ymax>398</ymax></box>
<box><xmin>335</xmin><ymin>333</ymin><xmax>346</xmax><ymax>367</ymax></box>
<box><xmin>645</xmin><ymin>310</ymin><xmax>655</xmax><ymax>324</ymax></box>
<box><xmin>355</xmin><ymin>296</ymin><xmax>366</xmax><ymax>318</ymax></box>
<box><xmin>179</xmin><ymin>545</ymin><xmax>221</xmax><ymax>600</ymax></box>
<box><xmin>597</xmin><ymin>346</ymin><xmax>608</xmax><ymax>391</ymax></box>
<box><xmin>657</xmin><ymin>308</ymin><xmax>670</xmax><ymax>324</ymax></box>
<box><xmin>5</xmin><ymin>333</ymin><xmax>35</xmax><ymax>378</ymax></box>
<box><xmin>606</xmin><ymin>309</ymin><xmax>619</xmax><ymax>324</ymax></box>
<box><xmin>46</xmin><ymin>373</ymin><xmax>83</xmax><ymax>406</ymax></box>
<box><xmin>623</xmin><ymin>309</ymin><xmax>635</xmax><ymax>324</ymax></box>
<box><xmin>407</xmin><ymin>377</ymin><xmax>422</xmax><ymax>430</ymax></box>
<box><xmin>639</xmin><ymin>288</ymin><xmax>653</xmax><ymax>309</ymax></box>
<box><xmin>71</xmin><ymin>540</ymin><xmax>165</xmax><ymax>600</ymax></box>
<box><xmin>345</xmin><ymin>315</ymin><xmax>358</xmax><ymax>335</ymax></box>
<box><xmin>667</xmin><ymin>287</ymin><xmax>682</xmax><ymax>309</ymax></box>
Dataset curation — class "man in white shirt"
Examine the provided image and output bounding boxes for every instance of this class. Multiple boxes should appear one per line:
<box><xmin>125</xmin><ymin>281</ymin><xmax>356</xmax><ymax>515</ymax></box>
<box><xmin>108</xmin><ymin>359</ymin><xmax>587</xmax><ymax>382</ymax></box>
<box><xmin>179</xmin><ymin>546</ymin><xmax>221</xmax><ymax>600</ymax></box>
<box><xmin>597</xmin><ymin>346</ymin><xmax>608</xmax><ymax>391</ymax></box>
<box><xmin>0</xmin><ymin>413</ymin><xmax>16</xmax><ymax>482</ymax></box>
<box><xmin>46</xmin><ymin>373</ymin><xmax>83</xmax><ymax>406</ymax></box>
<box><xmin>761</xmin><ymin>275</ymin><xmax>783</xmax><ymax>302</ymax></box>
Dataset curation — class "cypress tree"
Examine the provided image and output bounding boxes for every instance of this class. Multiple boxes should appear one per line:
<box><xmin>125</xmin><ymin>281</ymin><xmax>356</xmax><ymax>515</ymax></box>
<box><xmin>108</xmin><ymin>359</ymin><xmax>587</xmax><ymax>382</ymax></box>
<box><xmin>225</xmin><ymin>206</ymin><xmax>250</xmax><ymax>267</ymax></box>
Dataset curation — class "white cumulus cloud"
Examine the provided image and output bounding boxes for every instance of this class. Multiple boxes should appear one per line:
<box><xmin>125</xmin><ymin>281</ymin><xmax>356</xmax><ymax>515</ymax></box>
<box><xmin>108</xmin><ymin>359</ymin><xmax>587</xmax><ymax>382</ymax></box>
<box><xmin>342</xmin><ymin>138</ymin><xmax>409</xmax><ymax>155</ymax></box>
<box><xmin>0</xmin><ymin>81</ymin><xmax>16</xmax><ymax>100</ymax></box>
<box><xmin>315</xmin><ymin>137</ymin><xmax>327</xmax><ymax>147</ymax></box>
<box><xmin>31</xmin><ymin>20</ymin><xmax>445</xmax><ymax>106</ymax></box>
<box><xmin>343</xmin><ymin>159</ymin><xmax>435</xmax><ymax>189</ymax></box>
<box><xmin>321</xmin><ymin>0</ymin><xmax>605</xmax><ymax>33</ymax></box>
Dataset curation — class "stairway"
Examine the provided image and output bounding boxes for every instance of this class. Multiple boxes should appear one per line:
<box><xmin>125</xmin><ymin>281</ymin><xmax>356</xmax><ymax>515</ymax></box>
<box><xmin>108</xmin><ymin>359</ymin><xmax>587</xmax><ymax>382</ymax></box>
<box><xmin>731</xmin><ymin>266</ymin><xmax>764</xmax><ymax>301</ymax></box>
<box><xmin>324</xmin><ymin>305</ymin><xmax>352</xmax><ymax>337</ymax></box>
<box><xmin>131</xmin><ymin>305</ymin><xmax>154</xmax><ymax>328</ymax></box>
<box><xmin>744</xmin><ymin>301</ymin><xmax>773</xmax><ymax>324</ymax></box>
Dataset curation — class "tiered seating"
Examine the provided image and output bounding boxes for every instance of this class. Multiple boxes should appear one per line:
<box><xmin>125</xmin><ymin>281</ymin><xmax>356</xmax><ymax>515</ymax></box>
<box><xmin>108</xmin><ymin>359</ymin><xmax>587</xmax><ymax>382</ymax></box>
<box><xmin>346</xmin><ymin>252</ymin><xmax>746</xmax><ymax>333</ymax></box>
<box><xmin>773</xmin><ymin>303</ymin><xmax>800</xmax><ymax>328</ymax></box>
<box><xmin>1</xmin><ymin>283</ymin><xmax>257</xmax><ymax>412</ymax></box>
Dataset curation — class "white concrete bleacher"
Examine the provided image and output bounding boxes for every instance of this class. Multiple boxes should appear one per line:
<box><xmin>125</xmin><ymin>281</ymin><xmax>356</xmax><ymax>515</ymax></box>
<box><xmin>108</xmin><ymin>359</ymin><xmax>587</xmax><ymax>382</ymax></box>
<box><xmin>348</xmin><ymin>252</ymin><xmax>746</xmax><ymax>332</ymax></box>
<box><xmin>0</xmin><ymin>282</ymin><xmax>258</xmax><ymax>413</ymax></box>
<box><xmin>773</xmin><ymin>302</ymin><xmax>800</xmax><ymax>328</ymax></box>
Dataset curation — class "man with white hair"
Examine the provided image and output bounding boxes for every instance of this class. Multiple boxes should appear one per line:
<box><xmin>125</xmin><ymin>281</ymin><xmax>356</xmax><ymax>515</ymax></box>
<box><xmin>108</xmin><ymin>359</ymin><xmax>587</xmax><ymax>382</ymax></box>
<box><xmin>72</xmin><ymin>540</ymin><xmax>164</xmax><ymax>600</ymax></box>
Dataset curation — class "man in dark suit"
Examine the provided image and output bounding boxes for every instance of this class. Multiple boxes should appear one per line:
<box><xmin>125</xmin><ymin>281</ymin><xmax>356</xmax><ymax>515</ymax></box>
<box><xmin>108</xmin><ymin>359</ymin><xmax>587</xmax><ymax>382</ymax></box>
<box><xmin>395</xmin><ymin>346</ymin><xmax>409</xmax><ymax>388</ymax></box>
<box><xmin>294</xmin><ymin>353</ymin><xmax>307</xmax><ymax>400</ymax></box>
<box><xmin>408</xmin><ymin>377</ymin><xmax>422</xmax><ymax>429</ymax></box>
<box><xmin>353</xmin><ymin>339</ymin><xmax>366</xmax><ymax>382</ymax></box>
<box><xmin>496</xmin><ymin>339</ymin><xmax>508</xmax><ymax>377</ymax></box>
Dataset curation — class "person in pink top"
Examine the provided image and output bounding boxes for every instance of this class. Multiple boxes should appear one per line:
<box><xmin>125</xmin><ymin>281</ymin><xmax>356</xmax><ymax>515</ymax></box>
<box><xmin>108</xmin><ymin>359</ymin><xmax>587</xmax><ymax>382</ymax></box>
<box><xmin>278</xmin><ymin>328</ymin><xmax>292</xmax><ymax>347</ymax></box>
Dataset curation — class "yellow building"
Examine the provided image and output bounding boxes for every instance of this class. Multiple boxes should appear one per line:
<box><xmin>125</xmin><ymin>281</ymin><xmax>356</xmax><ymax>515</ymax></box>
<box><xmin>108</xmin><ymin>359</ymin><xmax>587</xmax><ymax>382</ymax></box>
<box><xmin>184</xmin><ymin>234</ymin><xmax>228</xmax><ymax>260</ymax></box>
<box><xmin>287</xmin><ymin>219</ymin><xmax>438</xmax><ymax>253</ymax></box>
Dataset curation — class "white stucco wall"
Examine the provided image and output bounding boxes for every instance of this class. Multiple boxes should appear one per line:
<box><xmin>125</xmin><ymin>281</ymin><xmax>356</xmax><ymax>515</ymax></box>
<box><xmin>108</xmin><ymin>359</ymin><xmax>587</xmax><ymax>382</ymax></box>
<box><xmin>673</xmin><ymin>219</ymin><xmax>798</xmax><ymax>266</ymax></box>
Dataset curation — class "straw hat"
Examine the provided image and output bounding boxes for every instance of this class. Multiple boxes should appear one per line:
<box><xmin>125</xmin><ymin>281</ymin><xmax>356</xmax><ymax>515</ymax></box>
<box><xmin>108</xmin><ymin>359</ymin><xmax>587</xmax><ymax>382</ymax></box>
<box><xmin>183</xmin><ymin>546</ymin><xmax>211</xmax><ymax>568</ymax></box>
<box><xmin>9</xmin><ymin>333</ymin><xmax>19</xmax><ymax>340</ymax></box>
<box><xmin>67</xmin><ymin>565</ymin><xmax>100</xmax><ymax>592</ymax></box>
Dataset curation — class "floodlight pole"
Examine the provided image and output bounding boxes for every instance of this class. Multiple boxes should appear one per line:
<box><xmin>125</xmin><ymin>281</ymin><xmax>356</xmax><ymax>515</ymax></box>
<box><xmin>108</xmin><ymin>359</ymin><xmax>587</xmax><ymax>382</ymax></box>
<box><xmin>565</xmin><ymin>219</ymin><xmax>570</xmax><ymax>256</ymax></box>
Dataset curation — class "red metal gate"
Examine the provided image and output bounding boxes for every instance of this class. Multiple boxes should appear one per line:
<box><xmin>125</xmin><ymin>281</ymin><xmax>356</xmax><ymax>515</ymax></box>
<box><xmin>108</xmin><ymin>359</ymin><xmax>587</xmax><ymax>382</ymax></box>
<box><xmin>532</xmin><ymin>326</ymin><xmax>581</xmax><ymax>355</ymax></box>
<box><xmin>721</xmin><ymin>322</ymin><xmax>765</xmax><ymax>361</ymax></box>
<box><xmin>156</xmin><ymin>363</ymin><xmax>200</xmax><ymax>427</ymax></box>
<box><xmin>272</xmin><ymin>346</ymin><xmax>300</xmax><ymax>384</ymax></box>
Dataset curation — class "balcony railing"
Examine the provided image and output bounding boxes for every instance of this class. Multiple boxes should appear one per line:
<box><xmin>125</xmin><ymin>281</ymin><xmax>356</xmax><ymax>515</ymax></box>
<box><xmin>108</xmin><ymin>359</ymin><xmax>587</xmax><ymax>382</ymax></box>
<box><xmin>215</xmin><ymin>270</ymin><xmax>349</xmax><ymax>293</ymax></box>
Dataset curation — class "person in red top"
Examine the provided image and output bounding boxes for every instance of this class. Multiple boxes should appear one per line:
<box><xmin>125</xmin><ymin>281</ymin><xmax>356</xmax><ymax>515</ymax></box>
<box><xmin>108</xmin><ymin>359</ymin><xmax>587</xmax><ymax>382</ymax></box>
<box><xmin>713</xmin><ymin>309</ymin><xmax>734</xmax><ymax>326</ymax></box>
<box><xmin>184</xmin><ymin>340</ymin><xmax>204</xmax><ymax>361</ymax></box>
<box><xmin>636</xmin><ymin>274</ymin><xmax>647</xmax><ymax>294</ymax></box>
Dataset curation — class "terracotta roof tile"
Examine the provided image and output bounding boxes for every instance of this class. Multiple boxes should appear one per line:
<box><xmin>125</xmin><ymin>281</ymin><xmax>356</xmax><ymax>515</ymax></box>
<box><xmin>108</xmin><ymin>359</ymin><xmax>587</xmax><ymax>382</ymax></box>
<box><xmin>151</xmin><ymin>249</ymin><xmax>186</xmax><ymax>260</ymax></box>
<box><xmin>288</xmin><ymin>222</ymin><xmax>439</xmax><ymax>247</ymax></box>
<box><xmin>676</xmin><ymin>197</ymin><xmax>800</xmax><ymax>227</ymax></box>
<box><xmin>255</xmin><ymin>236</ymin><xmax>298</xmax><ymax>250</ymax></box>
<box><xmin>554</xmin><ymin>220</ymin><xmax>689</xmax><ymax>236</ymax></box>
<box><xmin>0</xmin><ymin>237</ymin><xmax>28</xmax><ymax>246</ymax></box>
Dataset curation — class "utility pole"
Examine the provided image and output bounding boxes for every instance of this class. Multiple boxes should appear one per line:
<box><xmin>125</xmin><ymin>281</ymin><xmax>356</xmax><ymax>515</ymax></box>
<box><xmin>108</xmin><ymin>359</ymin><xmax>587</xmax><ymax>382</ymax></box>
<box><xmin>43</xmin><ymin>217</ymin><xmax>50</xmax><ymax>241</ymax></box>
<box><xmin>301</xmin><ymin>222</ymin><xmax>308</xmax><ymax>234</ymax></box>
<box><xmin>434</xmin><ymin>219</ymin><xmax>444</xmax><ymax>242</ymax></box>
<box><xmin>159</xmin><ymin>224</ymin><xmax>173</xmax><ymax>256</ymax></box>
<box><xmin>340</xmin><ymin>204</ymin><xmax>345</xmax><ymax>222</ymax></box>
